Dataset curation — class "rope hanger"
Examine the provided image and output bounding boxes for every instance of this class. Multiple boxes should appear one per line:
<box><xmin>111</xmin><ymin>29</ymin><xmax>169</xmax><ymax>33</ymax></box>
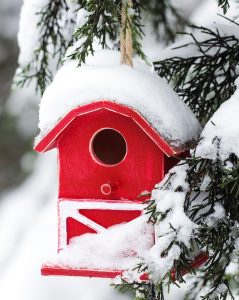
<box><xmin>120</xmin><ymin>0</ymin><xmax>133</xmax><ymax>67</ymax></box>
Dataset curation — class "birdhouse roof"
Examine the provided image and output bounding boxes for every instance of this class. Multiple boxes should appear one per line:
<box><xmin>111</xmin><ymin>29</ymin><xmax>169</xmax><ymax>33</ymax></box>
<box><xmin>35</xmin><ymin>50</ymin><xmax>202</xmax><ymax>155</ymax></box>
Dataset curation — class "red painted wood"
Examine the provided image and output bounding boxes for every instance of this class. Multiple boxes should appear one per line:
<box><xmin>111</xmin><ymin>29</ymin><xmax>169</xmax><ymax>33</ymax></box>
<box><xmin>41</xmin><ymin>265</ymin><xmax>123</xmax><ymax>278</ymax></box>
<box><xmin>34</xmin><ymin>101</ymin><xmax>184</xmax><ymax>156</ymax></box>
<box><xmin>78</xmin><ymin>209</ymin><xmax>142</xmax><ymax>228</ymax></box>
<box><xmin>164</xmin><ymin>150</ymin><xmax>189</xmax><ymax>176</ymax></box>
<box><xmin>66</xmin><ymin>217</ymin><xmax>97</xmax><ymax>244</ymax></box>
<box><xmin>140</xmin><ymin>273</ymin><xmax>149</xmax><ymax>281</ymax></box>
<box><xmin>57</xmin><ymin>109</ymin><xmax>164</xmax><ymax>200</ymax></box>
<box><xmin>164</xmin><ymin>156</ymin><xmax>179</xmax><ymax>176</ymax></box>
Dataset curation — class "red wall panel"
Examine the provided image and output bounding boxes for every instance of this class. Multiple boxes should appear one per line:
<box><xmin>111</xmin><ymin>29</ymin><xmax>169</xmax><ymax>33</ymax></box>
<box><xmin>57</xmin><ymin>109</ymin><xmax>164</xmax><ymax>200</ymax></box>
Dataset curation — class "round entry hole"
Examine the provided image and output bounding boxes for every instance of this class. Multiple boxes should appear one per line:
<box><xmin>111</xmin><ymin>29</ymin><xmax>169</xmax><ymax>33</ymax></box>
<box><xmin>91</xmin><ymin>129</ymin><xmax>127</xmax><ymax>165</ymax></box>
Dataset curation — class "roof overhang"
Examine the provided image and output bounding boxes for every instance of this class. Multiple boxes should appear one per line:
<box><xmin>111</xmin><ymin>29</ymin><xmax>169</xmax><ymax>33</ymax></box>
<box><xmin>34</xmin><ymin>100</ymin><xmax>185</xmax><ymax>156</ymax></box>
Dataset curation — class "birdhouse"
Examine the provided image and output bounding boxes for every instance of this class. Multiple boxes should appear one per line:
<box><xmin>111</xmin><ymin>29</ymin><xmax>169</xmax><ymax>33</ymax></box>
<box><xmin>34</xmin><ymin>50</ymin><xmax>203</xmax><ymax>279</ymax></box>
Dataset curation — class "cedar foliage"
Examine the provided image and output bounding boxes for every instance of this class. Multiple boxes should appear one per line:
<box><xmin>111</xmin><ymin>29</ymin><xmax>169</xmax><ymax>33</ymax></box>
<box><xmin>15</xmin><ymin>0</ymin><xmax>77</xmax><ymax>94</ymax></box>
<box><xmin>15</xmin><ymin>0</ymin><xmax>186</xmax><ymax>94</ymax></box>
<box><xmin>154</xmin><ymin>23</ymin><xmax>239</xmax><ymax>124</ymax></box>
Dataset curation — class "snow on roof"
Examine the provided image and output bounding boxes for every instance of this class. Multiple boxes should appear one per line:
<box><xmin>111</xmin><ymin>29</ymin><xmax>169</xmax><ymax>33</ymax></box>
<box><xmin>196</xmin><ymin>79</ymin><xmax>239</xmax><ymax>160</ymax></box>
<box><xmin>38</xmin><ymin>50</ymin><xmax>201</xmax><ymax>149</ymax></box>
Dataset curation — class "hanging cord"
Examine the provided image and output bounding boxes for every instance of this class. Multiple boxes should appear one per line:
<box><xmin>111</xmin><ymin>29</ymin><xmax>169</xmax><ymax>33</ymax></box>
<box><xmin>120</xmin><ymin>0</ymin><xmax>133</xmax><ymax>67</ymax></box>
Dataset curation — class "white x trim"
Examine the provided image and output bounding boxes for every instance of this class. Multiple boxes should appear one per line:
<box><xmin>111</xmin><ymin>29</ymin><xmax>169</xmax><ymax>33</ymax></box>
<box><xmin>58</xmin><ymin>200</ymin><xmax>145</xmax><ymax>250</ymax></box>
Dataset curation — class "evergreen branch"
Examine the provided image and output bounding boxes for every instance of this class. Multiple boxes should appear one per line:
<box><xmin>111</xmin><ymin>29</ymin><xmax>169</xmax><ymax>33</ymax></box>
<box><xmin>68</xmin><ymin>0</ymin><xmax>121</xmax><ymax>64</ymax></box>
<box><xmin>15</xmin><ymin>0</ymin><xmax>190</xmax><ymax>92</ymax></box>
<box><xmin>114</xmin><ymin>279</ymin><xmax>164</xmax><ymax>300</ymax></box>
<box><xmin>187</xmin><ymin>222</ymin><xmax>237</xmax><ymax>300</ymax></box>
<box><xmin>15</xmin><ymin>0</ymin><xmax>76</xmax><ymax>94</ymax></box>
<box><xmin>218</xmin><ymin>0</ymin><xmax>230</xmax><ymax>14</ymax></box>
<box><xmin>130</xmin><ymin>1</ymin><xmax>147</xmax><ymax>62</ymax></box>
<box><xmin>184</xmin><ymin>149</ymin><xmax>239</xmax><ymax>299</ymax></box>
<box><xmin>68</xmin><ymin>0</ymin><xmax>147</xmax><ymax>65</ymax></box>
<box><xmin>154</xmin><ymin>24</ymin><xmax>239</xmax><ymax>124</ymax></box>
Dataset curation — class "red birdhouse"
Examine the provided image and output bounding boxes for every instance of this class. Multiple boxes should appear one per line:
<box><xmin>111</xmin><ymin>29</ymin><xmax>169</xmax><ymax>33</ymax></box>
<box><xmin>34</xmin><ymin>50</ymin><xmax>203</xmax><ymax>279</ymax></box>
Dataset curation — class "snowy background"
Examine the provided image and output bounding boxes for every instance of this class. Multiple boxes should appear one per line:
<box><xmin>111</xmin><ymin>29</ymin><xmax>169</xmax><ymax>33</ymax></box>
<box><xmin>0</xmin><ymin>0</ymin><xmax>237</xmax><ymax>299</ymax></box>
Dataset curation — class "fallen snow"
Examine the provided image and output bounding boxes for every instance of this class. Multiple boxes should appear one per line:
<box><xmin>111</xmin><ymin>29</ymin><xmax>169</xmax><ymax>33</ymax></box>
<box><xmin>48</xmin><ymin>215</ymin><xmax>154</xmax><ymax>270</ymax></box>
<box><xmin>196</xmin><ymin>79</ymin><xmax>239</xmax><ymax>160</ymax></box>
<box><xmin>38</xmin><ymin>50</ymin><xmax>201</xmax><ymax>150</ymax></box>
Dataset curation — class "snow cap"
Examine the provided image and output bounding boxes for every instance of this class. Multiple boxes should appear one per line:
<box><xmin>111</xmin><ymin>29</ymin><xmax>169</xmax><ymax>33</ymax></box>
<box><xmin>196</xmin><ymin>78</ymin><xmax>239</xmax><ymax>160</ymax></box>
<box><xmin>37</xmin><ymin>50</ymin><xmax>201</xmax><ymax>151</ymax></box>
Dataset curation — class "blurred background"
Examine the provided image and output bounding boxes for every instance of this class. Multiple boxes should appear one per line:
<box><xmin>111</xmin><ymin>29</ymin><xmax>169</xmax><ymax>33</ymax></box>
<box><xmin>0</xmin><ymin>0</ymin><xmax>236</xmax><ymax>299</ymax></box>
<box><xmin>0</xmin><ymin>0</ymin><xmax>36</xmax><ymax>195</ymax></box>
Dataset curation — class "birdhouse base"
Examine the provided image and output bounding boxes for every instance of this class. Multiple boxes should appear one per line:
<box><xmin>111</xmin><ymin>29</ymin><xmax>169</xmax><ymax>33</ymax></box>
<box><xmin>41</xmin><ymin>253</ymin><xmax>208</xmax><ymax>280</ymax></box>
<box><xmin>41</xmin><ymin>265</ymin><xmax>123</xmax><ymax>278</ymax></box>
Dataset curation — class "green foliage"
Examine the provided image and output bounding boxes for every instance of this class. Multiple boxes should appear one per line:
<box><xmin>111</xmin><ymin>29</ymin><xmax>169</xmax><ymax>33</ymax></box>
<box><xmin>14</xmin><ymin>0</ymin><xmax>191</xmax><ymax>94</ymax></box>
<box><xmin>15</xmin><ymin>0</ymin><xmax>76</xmax><ymax>95</ymax></box>
<box><xmin>115</xmin><ymin>151</ymin><xmax>239</xmax><ymax>299</ymax></box>
<box><xmin>114</xmin><ymin>279</ymin><xmax>165</xmax><ymax>300</ymax></box>
<box><xmin>68</xmin><ymin>0</ymin><xmax>121</xmax><ymax>64</ymax></box>
<box><xmin>218</xmin><ymin>0</ymin><xmax>230</xmax><ymax>13</ymax></box>
<box><xmin>126</xmin><ymin>1</ymin><xmax>147</xmax><ymax>62</ymax></box>
<box><xmin>68</xmin><ymin>0</ymin><xmax>147</xmax><ymax>64</ymax></box>
<box><xmin>184</xmin><ymin>152</ymin><xmax>239</xmax><ymax>300</ymax></box>
<box><xmin>154</xmin><ymin>23</ymin><xmax>239</xmax><ymax>124</ymax></box>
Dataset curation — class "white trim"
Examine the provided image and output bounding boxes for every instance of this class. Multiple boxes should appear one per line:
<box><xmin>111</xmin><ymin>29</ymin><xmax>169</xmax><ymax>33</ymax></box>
<box><xmin>69</xmin><ymin>211</ymin><xmax>106</xmax><ymax>233</ymax></box>
<box><xmin>59</xmin><ymin>200</ymin><xmax>145</xmax><ymax>211</ymax></box>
